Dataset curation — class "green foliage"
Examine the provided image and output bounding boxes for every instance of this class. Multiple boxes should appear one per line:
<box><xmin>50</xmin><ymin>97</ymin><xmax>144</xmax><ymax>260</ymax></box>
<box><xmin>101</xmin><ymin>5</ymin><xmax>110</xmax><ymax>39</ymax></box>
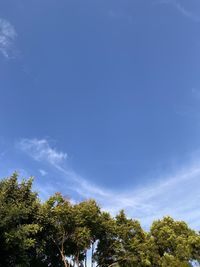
<box><xmin>0</xmin><ymin>173</ymin><xmax>40</xmax><ymax>266</ymax></box>
<box><xmin>95</xmin><ymin>210</ymin><xmax>151</xmax><ymax>267</ymax></box>
<box><xmin>0</xmin><ymin>174</ymin><xmax>200</xmax><ymax>267</ymax></box>
<box><xmin>149</xmin><ymin>216</ymin><xmax>200</xmax><ymax>266</ymax></box>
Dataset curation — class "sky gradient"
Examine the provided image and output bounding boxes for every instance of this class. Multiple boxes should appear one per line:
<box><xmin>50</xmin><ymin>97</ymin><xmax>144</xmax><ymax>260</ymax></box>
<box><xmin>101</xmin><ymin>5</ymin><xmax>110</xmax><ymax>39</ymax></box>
<box><xmin>1</xmin><ymin>0</ymin><xmax>200</xmax><ymax>229</ymax></box>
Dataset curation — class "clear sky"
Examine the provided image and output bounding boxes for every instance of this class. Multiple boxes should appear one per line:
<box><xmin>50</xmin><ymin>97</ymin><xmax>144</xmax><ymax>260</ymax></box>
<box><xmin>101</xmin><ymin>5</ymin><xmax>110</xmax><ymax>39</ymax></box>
<box><xmin>1</xmin><ymin>0</ymin><xmax>200</xmax><ymax>229</ymax></box>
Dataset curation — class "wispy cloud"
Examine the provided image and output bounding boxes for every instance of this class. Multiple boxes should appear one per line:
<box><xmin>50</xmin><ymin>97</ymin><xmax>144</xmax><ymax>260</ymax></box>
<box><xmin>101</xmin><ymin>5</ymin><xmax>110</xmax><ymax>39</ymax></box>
<box><xmin>39</xmin><ymin>169</ymin><xmax>47</xmax><ymax>176</ymax></box>
<box><xmin>17</xmin><ymin>138</ymin><xmax>107</xmax><ymax>198</ymax></box>
<box><xmin>0</xmin><ymin>18</ymin><xmax>17</xmax><ymax>58</ymax></box>
<box><xmin>157</xmin><ymin>0</ymin><xmax>200</xmax><ymax>22</ymax></box>
<box><xmin>17</xmin><ymin>138</ymin><xmax>200</xmax><ymax>229</ymax></box>
<box><xmin>18</xmin><ymin>138</ymin><xmax>67</xmax><ymax>165</ymax></box>
<box><xmin>104</xmin><ymin>164</ymin><xmax>200</xmax><ymax>229</ymax></box>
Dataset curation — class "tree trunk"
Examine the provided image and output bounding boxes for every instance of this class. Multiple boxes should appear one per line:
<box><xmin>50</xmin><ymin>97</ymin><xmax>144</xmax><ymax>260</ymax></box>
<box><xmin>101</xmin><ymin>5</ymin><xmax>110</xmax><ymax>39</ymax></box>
<box><xmin>61</xmin><ymin>253</ymin><xmax>69</xmax><ymax>267</ymax></box>
<box><xmin>85</xmin><ymin>250</ymin><xmax>87</xmax><ymax>267</ymax></box>
<box><xmin>76</xmin><ymin>252</ymin><xmax>80</xmax><ymax>267</ymax></box>
<box><xmin>91</xmin><ymin>242</ymin><xmax>94</xmax><ymax>267</ymax></box>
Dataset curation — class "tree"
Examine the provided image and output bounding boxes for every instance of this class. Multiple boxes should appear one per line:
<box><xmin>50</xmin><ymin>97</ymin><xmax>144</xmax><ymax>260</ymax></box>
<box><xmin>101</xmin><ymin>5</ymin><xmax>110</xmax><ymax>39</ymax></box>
<box><xmin>94</xmin><ymin>211</ymin><xmax>117</xmax><ymax>267</ymax></box>
<box><xmin>38</xmin><ymin>196</ymin><xmax>101</xmax><ymax>267</ymax></box>
<box><xmin>95</xmin><ymin>210</ymin><xmax>150</xmax><ymax>267</ymax></box>
<box><xmin>149</xmin><ymin>216</ymin><xmax>200</xmax><ymax>267</ymax></box>
<box><xmin>73</xmin><ymin>199</ymin><xmax>101</xmax><ymax>267</ymax></box>
<box><xmin>0</xmin><ymin>173</ymin><xmax>41</xmax><ymax>267</ymax></box>
<box><xmin>37</xmin><ymin>192</ymin><xmax>76</xmax><ymax>267</ymax></box>
<box><xmin>114</xmin><ymin>210</ymin><xmax>150</xmax><ymax>267</ymax></box>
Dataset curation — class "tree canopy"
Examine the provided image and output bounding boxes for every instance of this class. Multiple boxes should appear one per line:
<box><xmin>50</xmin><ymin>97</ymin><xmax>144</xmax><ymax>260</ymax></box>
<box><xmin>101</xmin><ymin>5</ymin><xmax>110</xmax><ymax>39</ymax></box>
<box><xmin>0</xmin><ymin>174</ymin><xmax>199</xmax><ymax>267</ymax></box>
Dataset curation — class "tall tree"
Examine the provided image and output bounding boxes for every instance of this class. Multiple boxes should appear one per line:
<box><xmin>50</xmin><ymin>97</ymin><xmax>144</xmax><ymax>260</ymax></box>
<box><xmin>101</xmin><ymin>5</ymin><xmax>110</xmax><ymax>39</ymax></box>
<box><xmin>38</xmin><ymin>192</ymin><xmax>76</xmax><ymax>267</ymax></box>
<box><xmin>0</xmin><ymin>173</ymin><xmax>41</xmax><ymax>267</ymax></box>
<box><xmin>94</xmin><ymin>211</ymin><xmax>117</xmax><ymax>267</ymax></box>
<box><xmin>74</xmin><ymin>199</ymin><xmax>101</xmax><ymax>266</ymax></box>
<box><xmin>149</xmin><ymin>216</ymin><xmax>200</xmax><ymax>267</ymax></box>
<box><xmin>95</xmin><ymin>210</ymin><xmax>150</xmax><ymax>267</ymax></box>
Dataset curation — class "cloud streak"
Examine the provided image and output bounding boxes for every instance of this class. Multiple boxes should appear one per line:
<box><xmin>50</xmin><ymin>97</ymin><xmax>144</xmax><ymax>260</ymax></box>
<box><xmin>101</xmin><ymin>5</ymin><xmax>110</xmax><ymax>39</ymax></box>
<box><xmin>0</xmin><ymin>18</ymin><xmax>17</xmax><ymax>58</ymax></box>
<box><xmin>157</xmin><ymin>0</ymin><xmax>200</xmax><ymax>22</ymax></box>
<box><xmin>18</xmin><ymin>138</ymin><xmax>67</xmax><ymax>165</ymax></box>
<box><xmin>17</xmin><ymin>138</ymin><xmax>200</xmax><ymax>229</ymax></box>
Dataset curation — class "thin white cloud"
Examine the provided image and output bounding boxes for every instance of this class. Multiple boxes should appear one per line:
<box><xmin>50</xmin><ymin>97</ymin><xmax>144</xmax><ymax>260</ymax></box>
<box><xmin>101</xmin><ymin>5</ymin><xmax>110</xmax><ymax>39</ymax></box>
<box><xmin>102</xmin><ymin>164</ymin><xmax>200</xmax><ymax>229</ymax></box>
<box><xmin>17</xmin><ymin>138</ymin><xmax>200</xmax><ymax>229</ymax></box>
<box><xmin>173</xmin><ymin>1</ymin><xmax>200</xmax><ymax>22</ymax></box>
<box><xmin>0</xmin><ymin>18</ymin><xmax>17</xmax><ymax>58</ymax></box>
<box><xmin>157</xmin><ymin>0</ymin><xmax>200</xmax><ymax>22</ymax></box>
<box><xmin>18</xmin><ymin>138</ymin><xmax>67</xmax><ymax>165</ymax></box>
<box><xmin>39</xmin><ymin>169</ymin><xmax>47</xmax><ymax>176</ymax></box>
<box><xmin>17</xmin><ymin>138</ymin><xmax>107</xmax><ymax>198</ymax></box>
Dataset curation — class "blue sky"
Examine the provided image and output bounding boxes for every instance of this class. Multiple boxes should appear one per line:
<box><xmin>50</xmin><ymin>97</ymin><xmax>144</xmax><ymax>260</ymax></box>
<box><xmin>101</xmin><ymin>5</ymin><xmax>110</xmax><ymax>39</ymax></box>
<box><xmin>1</xmin><ymin>0</ymin><xmax>200</xmax><ymax>229</ymax></box>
